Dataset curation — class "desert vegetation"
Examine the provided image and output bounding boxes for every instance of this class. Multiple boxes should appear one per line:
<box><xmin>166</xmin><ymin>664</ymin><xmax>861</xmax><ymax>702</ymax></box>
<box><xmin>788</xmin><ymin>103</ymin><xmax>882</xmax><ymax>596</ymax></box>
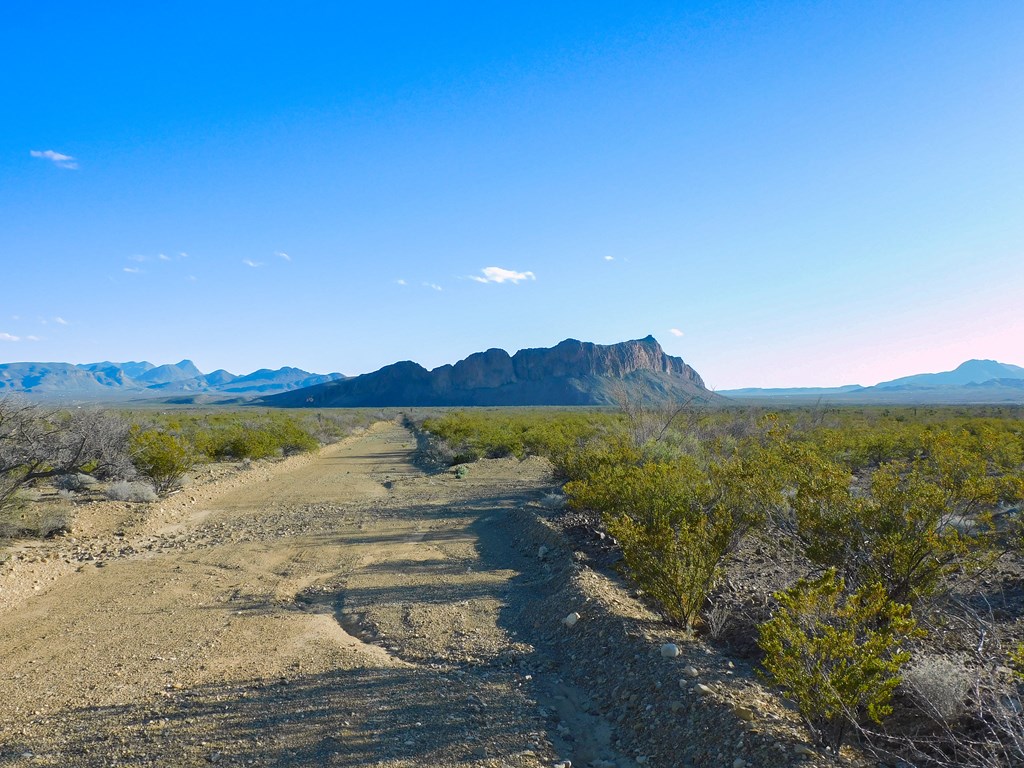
<box><xmin>417</xmin><ymin>403</ymin><xmax>1024</xmax><ymax>764</ymax></box>
<box><xmin>1</xmin><ymin>396</ymin><xmax>377</xmax><ymax>540</ymax></box>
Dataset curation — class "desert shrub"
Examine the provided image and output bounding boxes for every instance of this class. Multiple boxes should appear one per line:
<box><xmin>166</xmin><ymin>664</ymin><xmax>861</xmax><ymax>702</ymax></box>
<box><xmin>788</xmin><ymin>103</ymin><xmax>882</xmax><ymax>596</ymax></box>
<box><xmin>758</xmin><ymin>569</ymin><xmax>921</xmax><ymax>752</ymax></box>
<box><xmin>1010</xmin><ymin>643</ymin><xmax>1024</xmax><ymax>679</ymax></box>
<box><xmin>789</xmin><ymin>446</ymin><xmax>990</xmax><ymax>605</ymax></box>
<box><xmin>54</xmin><ymin>473</ymin><xmax>83</xmax><ymax>491</ymax></box>
<box><xmin>419</xmin><ymin>410</ymin><xmax>615</xmax><ymax>470</ymax></box>
<box><xmin>1</xmin><ymin>397</ymin><xmax>134</xmax><ymax>514</ymax></box>
<box><xmin>902</xmin><ymin>654</ymin><xmax>971</xmax><ymax>723</ymax></box>
<box><xmin>567</xmin><ymin>455</ymin><xmax>732</xmax><ymax>631</ymax></box>
<box><xmin>190</xmin><ymin>414</ymin><xmax>319</xmax><ymax>461</ymax></box>
<box><xmin>0</xmin><ymin>502</ymin><xmax>73</xmax><ymax>539</ymax></box>
<box><xmin>105</xmin><ymin>481</ymin><xmax>158</xmax><ymax>503</ymax></box>
<box><xmin>131</xmin><ymin>428</ymin><xmax>195</xmax><ymax>494</ymax></box>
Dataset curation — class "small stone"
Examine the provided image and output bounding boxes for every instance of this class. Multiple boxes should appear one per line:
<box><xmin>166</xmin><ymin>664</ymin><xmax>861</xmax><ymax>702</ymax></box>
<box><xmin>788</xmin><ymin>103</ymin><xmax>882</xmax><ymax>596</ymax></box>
<box><xmin>660</xmin><ymin>643</ymin><xmax>680</xmax><ymax>658</ymax></box>
<box><xmin>733</xmin><ymin>705</ymin><xmax>755</xmax><ymax>722</ymax></box>
<box><xmin>537</xmin><ymin>545</ymin><xmax>549</xmax><ymax>560</ymax></box>
<box><xmin>207</xmin><ymin>752</ymin><xmax>221</xmax><ymax>764</ymax></box>
<box><xmin>471</xmin><ymin>745</ymin><xmax>488</xmax><ymax>758</ymax></box>
<box><xmin>554</xmin><ymin>761</ymin><xmax>572</xmax><ymax>768</ymax></box>
<box><xmin>794</xmin><ymin>744</ymin><xmax>815</xmax><ymax>757</ymax></box>
<box><xmin>562</xmin><ymin>612</ymin><xmax>580</xmax><ymax>628</ymax></box>
<box><xmin>696</xmin><ymin>683</ymin><xmax>716</xmax><ymax>696</ymax></box>
<box><xmin>733</xmin><ymin>759</ymin><xmax>746</xmax><ymax>768</ymax></box>
<box><xmin>682</xmin><ymin>665</ymin><xmax>699</xmax><ymax>678</ymax></box>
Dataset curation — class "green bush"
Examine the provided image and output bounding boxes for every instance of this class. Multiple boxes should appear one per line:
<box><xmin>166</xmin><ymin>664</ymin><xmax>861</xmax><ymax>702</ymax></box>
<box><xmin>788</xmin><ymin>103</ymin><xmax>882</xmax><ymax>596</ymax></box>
<box><xmin>758</xmin><ymin>570</ymin><xmax>921</xmax><ymax>752</ymax></box>
<box><xmin>790</xmin><ymin>440</ymin><xmax>994</xmax><ymax>605</ymax></box>
<box><xmin>566</xmin><ymin>455</ymin><xmax>733</xmax><ymax>631</ymax></box>
<box><xmin>131</xmin><ymin>428</ymin><xmax>195</xmax><ymax>494</ymax></box>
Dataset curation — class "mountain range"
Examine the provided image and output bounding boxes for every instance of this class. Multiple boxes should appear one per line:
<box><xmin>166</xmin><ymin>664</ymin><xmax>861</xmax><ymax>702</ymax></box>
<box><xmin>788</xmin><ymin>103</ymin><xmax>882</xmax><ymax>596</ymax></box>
<box><xmin>261</xmin><ymin>336</ymin><xmax>713</xmax><ymax>407</ymax></box>
<box><xmin>0</xmin><ymin>360</ymin><xmax>345</xmax><ymax>400</ymax></box>
<box><xmin>721</xmin><ymin>359</ymin><xmax>1024</xmax><ymax>404</ymax></box>
<box><xmin>2</xmin><ymin>343</ymin><xmax>1021</xmax><ymax>406</ymax></box>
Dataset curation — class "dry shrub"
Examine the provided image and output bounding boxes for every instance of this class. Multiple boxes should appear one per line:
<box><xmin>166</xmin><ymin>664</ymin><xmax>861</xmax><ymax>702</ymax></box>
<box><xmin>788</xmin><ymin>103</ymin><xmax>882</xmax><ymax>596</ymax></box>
<box><xmin>105</xmin><ymin>481</ymin><xmax>158</xmax><ymax>503</ymax></box>
<box><xmin>903</xmin><ymin>654</ymin><xmax>972</xmax><ymax>723</ymax></box>
<box><xmin>0</xmin><ymin>502</ymin><xmax>73</xmax><ymax>539</ymax></box>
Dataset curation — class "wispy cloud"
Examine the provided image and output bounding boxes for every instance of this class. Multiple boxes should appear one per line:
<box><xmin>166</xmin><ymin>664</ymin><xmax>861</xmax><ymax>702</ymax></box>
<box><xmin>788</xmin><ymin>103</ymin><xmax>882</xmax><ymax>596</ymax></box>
<box><xmin>186</xmin><ymin>275</ymin><xmax>198</xmax><ymax>283</ymax></box>
<box><xmin>604</xmin><ymin>256</ymin><xmax>615</xmax><ymax>261</ymax></box>
<box><xmin>30</xmin><ymin>149</ymin><xmax>78</xmax><ymax>169</ymax></box>
<box><xmin>54</xmin><ymin>316</ymin><xmax>69</xmax><ymax>325</ymax></box>
<box><xmin>242</xmin><ymin>259</ymin><xmax>263</xmax><ymax>268</ymax></box>
<box><xmin>468</xmin><ymin>266</ymin><xmax>536</xmax><ymax>284</ymax></box>
<box><xmin>179</xmin><ymin>252</ymin><xmax>189</xmax><ymax>259</ymax></box>
<box><xmin>423</xmin><ymin>282</ymin><xmax>443</xmax><ymax>291</ymax></box>
<box><xmin>26</xmin><ymin>335</ymin><xmax>40</xmax><ymax>342</ymax></box>
<box><xmin>158</xmin><ymin>253</ymin><xmax>171</xmax><ymax>261</ymax></box>
<box><xmin>130</xmin><ymin>254</ymin><xmax>148</xmax><ymax>262</ymax></box>
<box><xmin>669</xmin><ymin>328</ymin><xmax>684</xmax><ymax>337</ymax></box>
<box><xmin>0</xmin><ymin>332</ymin><xmax>20</xmax><ymax>342</ymax></box>
<box><xmin>274</xmin><ymin>251</ymin><xmax>291</xmax><ymax>261</ymax></box>
<box><xmin>396</xmin><ymin>279</ymin><xmax>407</xmax><ymax>286</ymax></box>
<box><xmin>123</xmin><ymin>267</ymin><xmax>142</xmax><ymax>274</ymax></box>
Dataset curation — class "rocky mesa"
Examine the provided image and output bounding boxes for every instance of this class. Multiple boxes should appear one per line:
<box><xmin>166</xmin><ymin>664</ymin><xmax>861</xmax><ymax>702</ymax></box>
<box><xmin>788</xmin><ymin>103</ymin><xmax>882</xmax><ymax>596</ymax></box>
<box><xmin>261</xmin><ymin>335</ymin><xmax>714</xmax><ymax>407</ymax></box>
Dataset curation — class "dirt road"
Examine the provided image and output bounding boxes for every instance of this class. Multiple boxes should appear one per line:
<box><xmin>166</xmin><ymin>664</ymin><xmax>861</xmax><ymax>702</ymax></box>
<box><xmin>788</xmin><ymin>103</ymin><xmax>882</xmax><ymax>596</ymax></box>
<box><xmin>0</xmin><ymin>423</ymin><xmax>631</xmax><ymax>767</ymax></box>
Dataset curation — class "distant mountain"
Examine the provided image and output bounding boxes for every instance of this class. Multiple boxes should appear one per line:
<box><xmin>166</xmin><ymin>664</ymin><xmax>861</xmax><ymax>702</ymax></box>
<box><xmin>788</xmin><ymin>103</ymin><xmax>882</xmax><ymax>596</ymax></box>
<box><xmin>261</xmin><ymin>336</ymin><xmax>715</xmax><ymax>407</ymax></box>
<box><xmin>136</xmin><ymin>359</ymin><xmax>204</xmax><ymax>385</ymax></box>
<box><xmin>721</xmin><ymin>359</ymin><xmax>1024</xmax><ymax>404</ymax></box>
<box><xmin>722</xmin><ymin>385</ymin><xmax>865</xmax><ymax>399</ymax></box>
<box><xmin>0</xmin><ymin>360</ymin><xmax>345</xmax><ymax>400</ymax></box>
<box><xmin>874</xmin><ymin>359</ymin><xmax>1024</xmax><ymax>390</ymax></box>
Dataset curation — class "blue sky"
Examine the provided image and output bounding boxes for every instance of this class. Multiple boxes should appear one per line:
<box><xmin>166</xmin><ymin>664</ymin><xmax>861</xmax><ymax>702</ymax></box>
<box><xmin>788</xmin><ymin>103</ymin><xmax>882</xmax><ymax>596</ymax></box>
<box><xmin>2</xmin><ymin>2</ymin><xmax>1022</xmax><ymax>389</ymax></box>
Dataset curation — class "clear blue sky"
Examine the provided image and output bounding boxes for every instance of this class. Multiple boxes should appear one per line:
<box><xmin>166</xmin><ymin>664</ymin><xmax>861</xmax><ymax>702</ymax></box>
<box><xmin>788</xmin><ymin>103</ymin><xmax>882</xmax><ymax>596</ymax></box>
<box><xmin>3</xmin><ymin>1</ymin><xmax>1022</xmax><ymax>389</ymax></box>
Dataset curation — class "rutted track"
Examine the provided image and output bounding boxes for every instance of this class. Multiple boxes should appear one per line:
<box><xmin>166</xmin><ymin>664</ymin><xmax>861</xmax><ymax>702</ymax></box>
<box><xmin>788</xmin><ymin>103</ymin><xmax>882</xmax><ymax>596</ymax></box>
<box><xmin>0</xmin><ymin>423</ymin><xmax>637</xmax><ymax>767</ymax></box>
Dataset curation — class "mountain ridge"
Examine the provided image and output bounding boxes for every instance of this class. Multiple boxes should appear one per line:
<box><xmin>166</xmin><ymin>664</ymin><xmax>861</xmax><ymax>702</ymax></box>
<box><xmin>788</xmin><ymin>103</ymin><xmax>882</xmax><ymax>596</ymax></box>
<box><xmin>260</xmin><ymin>336</ymin><xmax>713</xmax><ymax>407</ymax></box>
<box><xmin>0</xmin><ymin>360</ymin><xmax>345</xmax><ymax>400</ymax></box>
<box><xmin>721</xmin><ymin>358</ymin><xmax>1024</xmax><ymax>404</ymax></box>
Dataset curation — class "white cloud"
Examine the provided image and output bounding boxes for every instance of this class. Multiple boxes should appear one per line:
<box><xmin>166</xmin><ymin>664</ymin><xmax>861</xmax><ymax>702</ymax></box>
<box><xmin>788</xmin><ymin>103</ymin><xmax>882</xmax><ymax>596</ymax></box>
<box><xmin>30</xmin><ymin>149</ymin><xmax>78</xmax><ymax>169</ymax></box>
<box><xmin>396</xmin><ymin>279</ymin><xmax>407</xmax><ymax>286</ymax></box>
<box><xmin>275</xmin><ymin>251</ymin><xmax>291</xmax><ymax>261</ymax></box>
<box><xmin>54</xmin><ymin>316</ymin><xmax>69</xmax><ymax>325</ymax></box>
<box><xmin>158</xmin><ymin>253</ymin><xmax>171</xmax><ymax>261</ymax></box>
<box><xmin>242</xmin><ymin>259</ymin><xmax>263</xmax><ymax>268</ymax></box>
<box><xmin>423</xmin><ymin>282</ymin><xmax>443</xmax><ymax>291</ymax></box>
<box><xmin>604</xmin><ymin>256</ymin><xmax>614</xmax><ymax>261</ymax></box>
<box><xmin>179</xmin><ymin>252</ymin><xmax>189</xmax><ymax>259</ymax></box>
<box><xmin>669</xmin><ymin>328</ymin><xmax>685</xmax><ymax>337</ymax></box>
<box><xmin>0</xmin><ymin>332</ymin><xmax>20</xmax><ymax>342</ymax></box>
<box><xmin>469</xmin><ymin>266</ymin><xmax>536</xmax><ymax>284</ymax></box>
<box><xmin>123</xmin><ymin>267</ymin><xmax>142</xmax><ymax>274</ymax></box>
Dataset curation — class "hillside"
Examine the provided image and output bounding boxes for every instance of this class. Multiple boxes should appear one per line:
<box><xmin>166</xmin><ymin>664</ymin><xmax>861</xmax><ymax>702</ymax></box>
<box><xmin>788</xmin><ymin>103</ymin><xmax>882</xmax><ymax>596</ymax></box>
<box><xmin>262</xmin><ymin>336</ymin><xmax>714</xmax><ymax>407</ymax></box>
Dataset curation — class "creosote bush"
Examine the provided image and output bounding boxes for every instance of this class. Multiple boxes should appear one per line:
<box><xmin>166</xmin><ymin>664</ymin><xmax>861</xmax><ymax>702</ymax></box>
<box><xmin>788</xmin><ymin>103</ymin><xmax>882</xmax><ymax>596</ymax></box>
<box><xmin>758</xmin><ymin>569</ymin><xmax>922</xmax><ymax>753</ymax></box>
<box><xmin>131</xmin><ymin>428</ymin><xmax>195</xmax><ymax>494</ymax></box>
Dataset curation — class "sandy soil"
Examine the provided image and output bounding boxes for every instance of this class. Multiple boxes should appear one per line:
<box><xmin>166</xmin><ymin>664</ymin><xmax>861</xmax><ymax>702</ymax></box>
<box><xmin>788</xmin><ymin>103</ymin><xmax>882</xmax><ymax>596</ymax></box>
<box><xmin>0</xmin><ymin>423</ymin><xmax>828</xmax><ymax>768</ymax></box>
